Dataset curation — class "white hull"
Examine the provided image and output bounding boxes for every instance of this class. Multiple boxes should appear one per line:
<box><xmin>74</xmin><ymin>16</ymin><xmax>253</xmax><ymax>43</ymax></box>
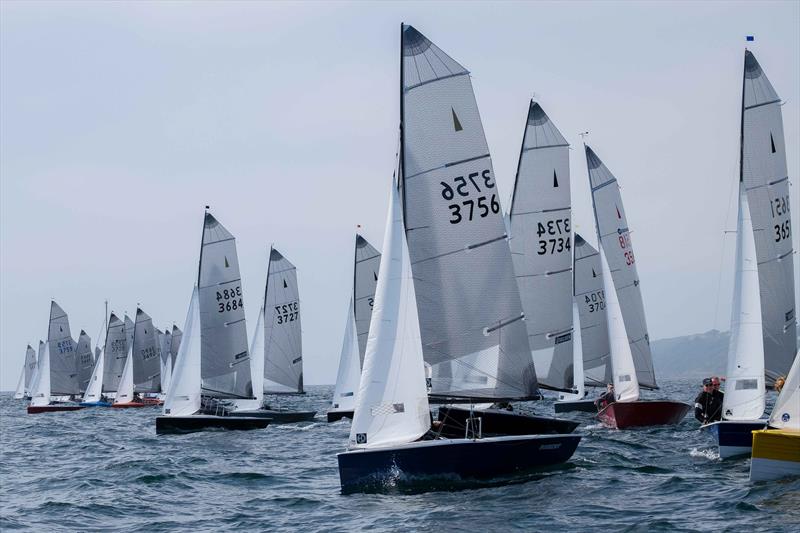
<box><xmin>750</xmin><ymin>457</ymin><xmax>800</xmax><ymax>482</ymax></box>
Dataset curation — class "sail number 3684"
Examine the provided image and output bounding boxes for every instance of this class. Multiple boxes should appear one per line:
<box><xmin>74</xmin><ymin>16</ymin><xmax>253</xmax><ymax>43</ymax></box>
<box><xmin>441</xmin><ymin>170</ymin><xmax>499</xmax><ymax>224</ymax></box>
<box><xmin>217</xmin><ymin>286</ymin><xmax>243</xmax><ymax>313</ymax></box>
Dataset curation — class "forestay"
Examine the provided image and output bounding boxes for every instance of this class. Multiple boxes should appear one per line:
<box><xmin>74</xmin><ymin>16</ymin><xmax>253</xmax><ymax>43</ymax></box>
<box><xmin>599</xmin><ymin>247</ymin><xmax>640</xmax><ymax>402</ymax></box>
<box><xmin>400</xmin><ymin>24</ymin><xmax>536</xmax><ymax>400</ymax></box>
<box><xmin>164</xmin><ymin>287</ymin><xmax>202</xmax><ymax>416</ymax></box>
<box><xmin>586</xmin><ymin>145</ymin><xmax>657</xmax><ymax>389</ymax></box>
<box><xmin>722</xmin><ymin>186</ymin><xmax>765</xmax><ymax>420</ymax></box>
<box><xmin>75</xmin><ymin>331</ymin><xmax>95</xmax><ymax>394</ymax></box>
<box><xmin>573</xmin><ymin>234</ymin><xmax>612</xmax><ymax>386</ymax></box>
<box><xmin>132</xmin><ymin>308</ymin><xmax>161</xmax><ymax>393</ymax></box>
<box><xmin>768</xmin><ymin>351</ymin><xmax>799</xmax><ymax>430</ymax></box>
<box><xmin>740</xmin><ymin>50</ymin><xmax>796</xmax><ymax>386</ymax></box>
<box><xmin>349</xmin><ymin>180</ymin><xmax>429</xmax><ymax>449</ymax></box>
<box><xmin>198</xmin><ymin>213</ymin><xmax>252</xmax><ymax>399</ymax></box>
<box><xmin>263</xmin><ymin>248</ymin><xmax>304</xmax><ymax>393</ymax></box>
<box><xmin>102</xmin><ymin>314</ymin><xmax>127</xmax><ymax>393</ymax></box>
<box><xmin>48</xmin><ymin>301</ymin><xmax>80</xmax><ymax>396</ymax></box>
<box><xmin>354</xmin><ymin>235</ymin><xmax>381</xmax><ymax>367</ymax></box>
<box><xmin>332</xmin><ymin>299</ymin><xmax>361</xmax><ymax>413</ymax></box>
<box><xmin>509</xmin><ymin>101</ymin><xmax>573</xmax><ymax>391</ymax></box>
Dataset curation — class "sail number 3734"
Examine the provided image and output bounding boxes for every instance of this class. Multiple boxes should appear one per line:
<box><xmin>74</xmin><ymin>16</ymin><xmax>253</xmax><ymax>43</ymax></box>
<box><xmin>441</xmin><ymin>169</ymin><xmax>499</xmax><ymax>224</ymax></box>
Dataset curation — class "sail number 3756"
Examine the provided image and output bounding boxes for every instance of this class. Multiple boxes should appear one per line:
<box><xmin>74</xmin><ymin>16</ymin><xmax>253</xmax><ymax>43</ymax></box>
<box><xmin>441</xmin><ymin>169</ymin><xmax>499</xmax><ymax>224</ymax></box>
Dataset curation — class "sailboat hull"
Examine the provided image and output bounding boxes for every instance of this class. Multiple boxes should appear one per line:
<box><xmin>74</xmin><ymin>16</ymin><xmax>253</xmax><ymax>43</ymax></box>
<box><xmin>327</xmin><ymin>410</ymin><xmax>355</xmax><ymax>423</ymax></box>
<box><xmin>436</xmin><ymin>406</ymin><xmax>579</xmax><ymax>438</ymax></box>
<box><xmin>79</xmin><ymin>401</ymin><xmax>113</xmax><ymax>407</ymax></box>
<box><xmin>596</xmin><ymin>400</ymin><xmax>690</xmax><ymax>429</ymax></box>
<box><xmin>750</xmin><ymin>429</ymin><xmax>800</xmax><ymax>482</ymax></box>
<box><xmin>112</xmin><ymin>402</ymin><xmax>147</xmax><ymax>409</ymax></box>
<box><xmin>232</xmin><ymin>409</ymin><xmax>316</xmax><ymax>423</ymax></box>
<box><xmin>27</xmin><ymin>404</ymin><xmax>85</xmax><ymax>414</ymax></box>
<box><xmin>338</xmin><ymin>434</ymin><xmax>581</xmax><ymax>493</ymax></box>
<box><xmin>155</xmin><ymin>415</ymin><xmax>270</xmax><ymax>434</ymax></box>
<box><xmin>701</xmin><ymin>419</ymin><xmax>767</xmax><ymax>459</ymax></box>
<box><xmin>554</xmin><ymin>399</ymin><xmax>597</xmax><ymax>413</ymax></box>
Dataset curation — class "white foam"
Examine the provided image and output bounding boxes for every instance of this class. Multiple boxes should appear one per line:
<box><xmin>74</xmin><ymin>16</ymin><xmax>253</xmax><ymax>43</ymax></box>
<box><xmin>689</xmin><ymin>447</ymin><xmax>720</xmax><ymax>460</ymax></box>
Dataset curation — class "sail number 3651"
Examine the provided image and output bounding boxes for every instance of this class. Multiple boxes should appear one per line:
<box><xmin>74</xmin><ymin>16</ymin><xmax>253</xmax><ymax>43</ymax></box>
<box><xmin>217</xmin><ymin>286</ymin><xmax>243</xmax><ymax>313</ymax></box>
<box><xmin>441</xmin><ymin>169</ymin><xmax>499</xmax><ymax>224</ymax></box>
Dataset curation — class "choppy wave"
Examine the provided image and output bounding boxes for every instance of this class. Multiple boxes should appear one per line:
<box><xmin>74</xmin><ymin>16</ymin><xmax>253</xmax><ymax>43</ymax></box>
<box><xmin>1</xmin><ymin>380</ymin><xmax>798</xmax><ymax>532</ymax></box>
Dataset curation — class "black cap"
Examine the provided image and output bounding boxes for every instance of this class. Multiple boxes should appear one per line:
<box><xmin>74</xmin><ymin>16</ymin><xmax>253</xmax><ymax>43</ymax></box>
<box><xmin>703</xmin><ymin>378</ymin><xmax>713</xmax><ymax>386</ymax></box>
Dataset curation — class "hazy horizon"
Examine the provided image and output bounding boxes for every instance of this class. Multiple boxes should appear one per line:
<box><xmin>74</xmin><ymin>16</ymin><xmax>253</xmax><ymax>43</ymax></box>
<box><xmin>1</xmin><ymin>1</ymin><xmax>798</xmax><ymax>391</ymax></box>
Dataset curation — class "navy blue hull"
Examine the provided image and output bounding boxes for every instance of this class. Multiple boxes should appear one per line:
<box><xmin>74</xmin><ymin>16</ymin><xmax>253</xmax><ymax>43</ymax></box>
<box><xmin>327</xmin><ymin>410</ymin><xmax>354</xmax><ymax>423</ymax></box>
<box><xmin>554</xmin><ymin>399</ymin><xmax>597</xmax><ymax>414</ymax></box>
<box><xmin>437</xmin><ymin>406</ymin><xmax>579</xmax><ymax>438</ymax></box>
<box><xmin>156</xmin><ymin>415</ymin><xmax>270</xmax><ymax>435</ymax></box>
<box><xmin>704</xmin><ymin>420</ymin><xmax>766</xmax><ymax>459</ymax></box>
<box><xmin>338</xmin><ymin>434</ymin><xmax>581</xmax><ymax>493</ymax></box>
<box><xmin>232</xmin><ymin>409</ymin><xmax>316</xmax><ymax>423</ymax></box>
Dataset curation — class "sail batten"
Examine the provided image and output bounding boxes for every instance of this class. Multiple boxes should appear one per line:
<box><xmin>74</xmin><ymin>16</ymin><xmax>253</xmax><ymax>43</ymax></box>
<box><xmin>400</xmin><ymin>25</ymin><xmax>537</xmax><ymax>400</ymax></box>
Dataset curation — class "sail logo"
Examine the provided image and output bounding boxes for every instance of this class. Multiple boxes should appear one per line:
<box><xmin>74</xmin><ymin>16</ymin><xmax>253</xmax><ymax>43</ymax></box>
<box><xmin>356</xmin><ymin>433</ymin><xmax>367</xmax><ymax>444</ymax></box>
<box><xmin>782</xmin><ymin>413</ymin><xmax>790</xmax><ymax>422</ymax></box>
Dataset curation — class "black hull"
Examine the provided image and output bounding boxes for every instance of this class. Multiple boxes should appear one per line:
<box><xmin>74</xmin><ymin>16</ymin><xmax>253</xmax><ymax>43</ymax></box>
<box><xmin>155</xmin><ymin>415</ymin><xmax>270</xmax><ymax>435</ymax></box>
<box><xmin>554</xmin><ymin>399</ymin><xmax>597</xmax><ymax>414</ymax></box>
<box><xmin>233</xmin><ymin>409</ymin><xmax>316</xmax><ymax>423</ymax></box>
<box><xmin>437</xmin><ymin>406</ymin><xmax>579</xmax><ymax>438</ymax></box>
<box><xmin>338</xmin><ymin>434</ymin><xmax>581</xmax><ymax>493</ymax></box>
<box><xmin>327</xmin><ymin>410</ymin><xmax>354</xmax><ymax>423</ymax></box>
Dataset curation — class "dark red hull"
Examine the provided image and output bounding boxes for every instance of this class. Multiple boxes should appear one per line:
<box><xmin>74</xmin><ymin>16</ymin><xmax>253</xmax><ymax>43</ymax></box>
<box><xmin>111</xmin><ymin>402</ymin><xmax>147</xmax><ymax>409</ymax></box>
<box><xmin>597</xmin><ymin>400</ymin><xmax>690</xmax><ymax>429</ymax></box>
<box><xmin>27</xmin><ymin>405</ymin><xmax>85</xmax><ymax>414</ymax></box>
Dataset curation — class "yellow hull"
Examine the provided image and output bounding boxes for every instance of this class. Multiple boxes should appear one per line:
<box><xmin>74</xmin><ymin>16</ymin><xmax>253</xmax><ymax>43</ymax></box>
<box><xmin>749</xmin><ymin>429</ymin><xmax>800</xmax><ymax>482</ymax></box>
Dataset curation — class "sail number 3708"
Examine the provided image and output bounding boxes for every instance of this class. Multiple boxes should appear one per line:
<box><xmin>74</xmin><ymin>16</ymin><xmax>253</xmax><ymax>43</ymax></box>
<box><xmin>441</xmin><ymin>169</ymin><xmax>499</xmax><ymax>224</ymax></box>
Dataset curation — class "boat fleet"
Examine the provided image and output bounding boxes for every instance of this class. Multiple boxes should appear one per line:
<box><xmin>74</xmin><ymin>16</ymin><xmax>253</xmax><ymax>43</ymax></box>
<box><xmin>11</xmin><ymin>25</ymin><xmax>798</xmax><ymax>491</ymax></box>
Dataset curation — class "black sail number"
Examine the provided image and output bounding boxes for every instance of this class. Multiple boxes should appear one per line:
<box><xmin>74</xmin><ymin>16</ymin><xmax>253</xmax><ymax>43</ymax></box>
<box><xmin>276</xmin><ymin>301</ymin><xmax>299</xmax><ymax>324</ymax></box>
<box><xmin>442</xmin><ymin>169</ymin><xmax>498</xmax><ymax>224</ymax></box>
<box><xmin>536</xmin><ymin>218</ymin><xmax>571</xmax><ymax>255</ymax></box>
<box><xmin>585</xmin><ymin>290</ymin><xmax>605</xmax><ymax>313</ymax></box>
<box><xmin>217</xmin><ymin>286</ymin><xmax>243</xmax><ymax>313</ymax></box>
<box><xmin>774</xmin><ymin>220</ymin><xmax>791</xmax><ymax>242</ymax></box>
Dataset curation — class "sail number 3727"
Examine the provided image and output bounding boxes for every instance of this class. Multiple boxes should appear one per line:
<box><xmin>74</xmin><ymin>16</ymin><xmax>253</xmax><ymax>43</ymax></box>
<box><xmin>441</xmin><ymin>169</ymin><xmax>499</xmax><ymax>224</ymax></box>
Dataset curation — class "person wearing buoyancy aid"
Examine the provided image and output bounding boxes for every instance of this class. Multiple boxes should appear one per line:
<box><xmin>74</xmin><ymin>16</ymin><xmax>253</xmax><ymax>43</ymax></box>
<box><xmin>694</xmin><ymin>378</ymin><xmax>721</xmax><ymax>424</ymax></box>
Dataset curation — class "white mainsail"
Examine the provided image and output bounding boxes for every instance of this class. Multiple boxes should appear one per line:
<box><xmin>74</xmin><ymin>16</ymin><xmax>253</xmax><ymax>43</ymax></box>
<box><xmin>740</xmin><ymin>50</ymin><xmax>796</xmax><ymax>386</ymax></box>
<box><xmin>170</xmin><ymin>325</ymin><xmax>182</xmax><ymax>372</ymax></box>
<box><xmin>29</xmin><ymin>341</ymin><xmax>44</xmax><ymax>399</ymax></box>
<box><xmin>586</xmin><ymin>145</ymin><xmax>657</xmax><ymax>389</ymax></box>
<box><xmin>400</xmin><ymin>24</ymin><xmax>536</xmax><ymax>400</ymax></box>
<box><xmin>233</xmin><ymin>306</ymin><xmax>266</xmax><ymax>411</ymax></box>
<box><xmin>75</xmin><ymin>330</ymin><xmax>94</xmax><ymax>394</ymax></box>
<box><xmin>263</xmin><ymin>248</ymin><xmax>304</xmax><ymax>394</ymax></box>
<box><xmin>13</xmin><ymin>362</ymin><xmax>25</xmax><ymax>399</ymax></box>
<box><xmin>163</xmin><ymin>287</ymin><xmax>202</xmax><ymax>416</ymax></box>
<box><xmin>573</xmin><ymin>234</ymin><xmax>612</xmax><ymax>386</ymax></box>
<box><xmin>768</xmin><ymin>351</ymin><xmax>800</xmax><ymax>430</ymax></box>
<box><xmin>30</xmin><ymin>342</ymin><xmax>52</xmax><ymax>407</ymax></box>
<box><xmin>114</xmin><ymin>344</ymin><xmax>135</xmax><ymax>404</ymax></box>
<box><xmin>132</xmin><ymin>308</ymin><xmax>161</xmax><ymax>393</ymax></box>
<box><xmin>102</xmin><ymin>314</ymin><xmax>127</xmax><ymax>393</ymax></box>
<box><xmin>332</xmin><ymin>299</ymin><xmax>361</xmax><ymax>413</ymax></box>
<box><xmin>354</xmin><ymin>234</ymin><xmax>382</xmax><ymax>367</ymax></box>
<box><xmin>509</xmin><ymin>101</ymin><xmax>573</xmax><ymax>391</ymax></box>
<box><xmin>349</xmin><ymin>180</ymin><xmax>429</xmax><ymax>449</ymax></box>
<box><xmin>198</xmin><ymin>213</ymin><xmax>252</xmax><ymax>398</ymax></box>
<box><xmin>722</xmin><ymin>186</ymin><xmax>765</xmax><ymax>420</ymax></box>
<box><xmin>48</xmin><ymin>301</ymin><xmax>80</xmax><ymax>396</ymax></box>
<box><xmin>599</xmin><ymin>247</ymin><xmax>640</xmax><ymax>402</ymax></box>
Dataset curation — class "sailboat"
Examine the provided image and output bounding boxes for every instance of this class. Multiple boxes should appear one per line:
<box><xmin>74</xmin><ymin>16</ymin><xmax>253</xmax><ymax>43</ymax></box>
<box><xmin>75</xmin><ymin>331</ymin><xmax>95</xmax><ymax>396</ymax></box>
<box><xmin>585</xmin><ymin>145</ymin><xmax>690</xmax><ymax>428</ymax></box>
<box><xmin>159</xmin><ymin>328</ymin><xmax>173</xmax><ymax>398</ymax></box>
<box><xmin>337</xmin><ymin>25</ymin><xmax>582</xmax><ymax>493</ymax></box>
<box><xmin>555</xmin><ymin>234</ymin><xmax>611</xmax><ymax>413</ymax></box>
<box><xmin>328</xmin><ymin>234</ymin><xmax>381</xmax><ymax>422</ymax></box>
<box><xmin>229</xmin><ymin>247</ymin><xmax>316</xmax><ymax>422</ymax></box>
<box><xmin>750</xmin><ymin>350</ymin><xmax>800</xmax><ymax>481</ymax></box>
<box><xmin>156</xmin><ymin>211</ymin><xmax>269</xmax><ymax>434</ymax></box>
<box><xmin>13</xmin><ymin>345</ymin><xmax>37</xmax><ymax>400</ymax></box>
<box><xmin>28</xmin><ymin>302</ymin><xmax>85</xmax><ymax>414</ymax></box>
<box><xmin>169</xmin><ymin>325</ymin><xmax>182</xmax><ymax>373</ymax></box>
<box><xmin>702</xmin><ymin>50</ymin><xmax>797</xmax><ymax>458</ymax></box>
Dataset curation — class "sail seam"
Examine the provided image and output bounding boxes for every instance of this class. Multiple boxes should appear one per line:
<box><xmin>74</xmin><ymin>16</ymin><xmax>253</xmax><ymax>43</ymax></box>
<box><xmin>744</xmin><ymin>98</ymin><xmax>780</xmax><ymax>110</ymax></box>
<box><xmin>591</xmin><ymin>179</ymin><xmax>617</xmax><ymax>192</ymax></box>
<box><xmin>511</xmin><ymin>206</ymin><xmax>570</xmax><ymax>216</ymax></box>
<box><xmin>521</xmin><ymin>143</ymin><xmax>569</xmax><ymax>153</ymax></box>
<box><xmin>403</xmin><ymin>153</ymin><xmax>490</xmax><ymax>180</ymax></box>
<box><xmin>404</xmin><ymin>71</ymin><xmax>469</xmax><ymax>91</ymax></box>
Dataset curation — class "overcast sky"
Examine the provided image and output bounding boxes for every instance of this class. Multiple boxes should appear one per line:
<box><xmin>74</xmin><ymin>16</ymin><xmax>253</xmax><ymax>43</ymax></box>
<box><xmin>1</xmin><ymin>1</ymin><xmax>798</xmax><ymax>390</ymax></box>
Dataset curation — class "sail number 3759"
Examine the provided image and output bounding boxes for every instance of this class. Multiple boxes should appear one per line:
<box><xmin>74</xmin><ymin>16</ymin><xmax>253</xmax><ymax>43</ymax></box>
<box><xmin>441</xmin><ymin>169</ymin><xmax>499</xmax><ymax>224</ymax></box>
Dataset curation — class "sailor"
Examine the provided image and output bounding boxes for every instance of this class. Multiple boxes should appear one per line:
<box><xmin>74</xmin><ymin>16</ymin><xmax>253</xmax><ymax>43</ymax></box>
<box><xmin>711</xmin><ymin>376</ymin><xmax>724</xmax><ymax>408</ymax></box>
<box><xmin>490</xmin><ymin>401</ymin><xmax>513</xmax><ymax>411</ymax></box>
<box><xmin>694</xmin><ymin>378</ymin><xmax>721</xmax><ymax>424</ymax></box>
<box><xmin>774</xmin><ymin>376</ymin><xmax>786</xmax><ymax>393</ymax></box>
<box><xmin>595</xmin><ymin>383</ymin><xmax>615</xmax><ymax>411</ymax></box>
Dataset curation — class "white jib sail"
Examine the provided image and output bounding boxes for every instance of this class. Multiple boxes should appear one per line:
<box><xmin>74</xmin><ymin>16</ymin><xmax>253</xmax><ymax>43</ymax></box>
<box><xmin>332</xmin><ymin>299</ymin><xmax>361</xmax><ymax>413</ymax></box>
<box><xmin>560</xmin><ymin>301</ymin><xmax>586</xmax><ymax>402</ymax></box>
<box><xmin>354</xmin><ymin>234</ymin><xmax>381</xmax><ymax>368</ymax></box>
<box><xmin>586</xmin><ymin>146</ymin><xmax>657</xmax><ymax>389</ymax></box>
<box><xmin>28</xmin><ymin>341</ymin><xmax>44</xmax><ymax>399</ymax></box>
<box><xmin>83</xmin><ymin>346</ymin><xmax>105</xmax><ymax>402</ymax></box>
<box><xmin>263</xmin><ymin>248</ymin><xmax>304</xmax><ymax>393</ymax></box>
<box><xmin>599</xmin><ymin>246</ymin><xmax>640</xmax><ymax>402</ymax></box>
<box><xmin>114</xmin><ymin>344</ymin><xmax>135</xmax><ymax>404</ymax></box>
<box><xmin>233</xmin><ymin>306</ymin><xmax>266</xmax><ymax>412</ymax></box>
<box><xmin>722</xmin><ymin>185</ymin><xmax>766</xmax><ymax>420</ymax></box>
<box><xmin>159</xmin><ymin>330</ymin><xmax>172</xmax><ymax>396</ymax></box>
<box><xmin>349</xmin><ymin>180</ymin><xmax>430</xmax><ymax>450</ymax></box>
<box><xmin>741</xmin><ymin>50</ymin><xmax>796</xmax><ymax>386</ymax></box>
<box><xmin>13</xmin><ymin>363</ymin><xmax>25</xmax><ymax>399</ymax></box>
<box><xmin>30</xmin><ymin>342</ymin><xmax>52</xmax><ymax>407</ymax></box>
<box><xmin>24</xmin><ymin>344</ymin><xmax>37</xmax><ymax>395</ymax></box>
<box><xmin>769</xmin><ymin>351</ymin><xmax>800</xmax><ymax>430</ymax></box>
<box><xmin>163</xmin><ymin>287</ymin><xmax>202</xmax><ymax>417</ymax></box>
<box><xmin>509</xmin><ymin>101</ymin><xmax>574</xmax><ymax>391</ymax></box>
<box><xmin>400</xmin><ymin>24</ymin><xmax>536</xmax><ymax>400</ymax></box>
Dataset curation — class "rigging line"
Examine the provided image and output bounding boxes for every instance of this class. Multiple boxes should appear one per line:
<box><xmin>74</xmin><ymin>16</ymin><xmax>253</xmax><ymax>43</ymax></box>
<box><xmin>712</xmin><ymin>154</ymin><xmax>741</xmax><ymax>331</ymax></box>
